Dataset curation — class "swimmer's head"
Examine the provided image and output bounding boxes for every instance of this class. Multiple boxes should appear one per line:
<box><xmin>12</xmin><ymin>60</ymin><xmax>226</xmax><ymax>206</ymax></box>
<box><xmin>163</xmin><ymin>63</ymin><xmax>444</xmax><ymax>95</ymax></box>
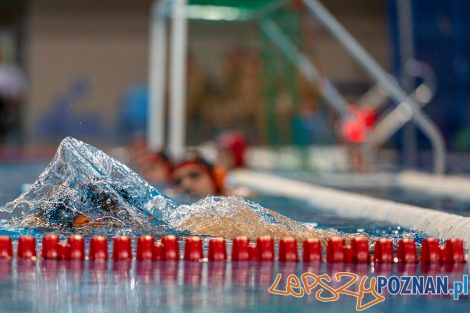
<box><xmin>140</xmin><ymin>150</ymin><xmax>173</xmax><ymax>184</ymax></box>
<box><xmin>172</xmin><ymin>155</ymin><xmax>225</xmax><ymax>197</ymax></box>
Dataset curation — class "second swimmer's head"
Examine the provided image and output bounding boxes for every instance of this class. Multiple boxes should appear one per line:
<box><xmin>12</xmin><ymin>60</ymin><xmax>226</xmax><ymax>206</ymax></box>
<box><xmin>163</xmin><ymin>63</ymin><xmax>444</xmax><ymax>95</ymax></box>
<box><xmin>171</xmin><ymin>154</ymin><xmax>225</xmax><ymax>197</ymax></box>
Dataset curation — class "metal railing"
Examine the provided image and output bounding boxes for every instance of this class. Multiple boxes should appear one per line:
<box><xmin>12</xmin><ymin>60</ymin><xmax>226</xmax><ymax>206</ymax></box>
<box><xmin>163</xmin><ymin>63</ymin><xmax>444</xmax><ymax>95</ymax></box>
<box><xmin>148</xmin><ymin>0</ymin><xmax>446</xmax><ymax>174</ymax></box>
<box><xmin>303</xmin><ymin>0</ymin><xmax>446</xmax><ymax>174</ymax></box>
<box><xmin>260</xmin><ymin>19</ymin><xmax>350</xmax><ymax>120</ymax></box>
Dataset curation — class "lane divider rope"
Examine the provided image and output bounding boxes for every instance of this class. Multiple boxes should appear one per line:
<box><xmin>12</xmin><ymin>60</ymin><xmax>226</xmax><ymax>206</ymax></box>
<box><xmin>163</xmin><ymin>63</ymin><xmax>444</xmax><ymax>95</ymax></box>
<box><xmin>0</xmin><ymin>234</ymin><xmax>466</xmax><ymax>266</ymax></box>
<box><xmin>231</xmin><ymin>170</ymin><xmax>470</xmax><ymax>250</ymax></box>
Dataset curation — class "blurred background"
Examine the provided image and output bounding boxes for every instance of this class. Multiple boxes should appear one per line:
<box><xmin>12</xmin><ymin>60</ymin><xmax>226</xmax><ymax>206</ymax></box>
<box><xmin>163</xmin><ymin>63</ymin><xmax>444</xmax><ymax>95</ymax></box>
<box><xmin>1</xmin><ymin>0</ymin><xmax>470</xmax><ymax>173</ymax></box>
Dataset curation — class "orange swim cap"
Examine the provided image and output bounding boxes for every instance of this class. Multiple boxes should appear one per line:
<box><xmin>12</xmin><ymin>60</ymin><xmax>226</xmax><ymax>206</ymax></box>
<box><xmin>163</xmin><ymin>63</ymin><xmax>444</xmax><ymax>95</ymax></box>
<box><xmin>72</xmin><ymin>215</ymin><xmax>91</xmax><ymax>227</ymax></box>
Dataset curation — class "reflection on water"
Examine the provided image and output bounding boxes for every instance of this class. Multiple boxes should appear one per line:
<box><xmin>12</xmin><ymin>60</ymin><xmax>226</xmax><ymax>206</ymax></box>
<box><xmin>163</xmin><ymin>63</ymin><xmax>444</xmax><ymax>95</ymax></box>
<box><xmin>0</xmin><ymin>259</ymin><xmax>468</xmax><ymax>313</ymax></box>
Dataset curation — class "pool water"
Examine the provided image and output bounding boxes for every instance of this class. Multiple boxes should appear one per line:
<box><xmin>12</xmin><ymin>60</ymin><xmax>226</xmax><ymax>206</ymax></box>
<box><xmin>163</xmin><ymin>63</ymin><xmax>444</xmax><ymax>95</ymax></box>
<box><xmin>272</xmin><ymin>169</ymin><xmax>470</xmax><ymax>217</ymax></box>
<box><xmin>0</xmin><ymin>259</ymin><xmax>468</xmax><ymax>313</ymax></box>
<box><xmin>339</xmin><ymin>186</ymin><xmax>470</xmax><ymax>217</ymax></box>
<box><xmin>0</xmin><ymin>163</ymin><xmax>425</xmax><ymax>243</ymax></box>
<box><xmin>0</xmin><ymin>163</ymin><xmax>469</xmax><ymax>312</ymax></box>
<box><xmin>0</xmin><ymin>163</ymin><xmax>44</xmax><ymax>207</ymax></box>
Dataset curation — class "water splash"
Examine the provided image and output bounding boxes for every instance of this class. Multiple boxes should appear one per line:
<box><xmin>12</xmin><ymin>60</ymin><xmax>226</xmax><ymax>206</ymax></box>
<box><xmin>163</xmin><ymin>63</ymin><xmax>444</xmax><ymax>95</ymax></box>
<box><xmin>0</xmin><ymin>137</ymin><xmax>328</xmax><ymax>240</ymax></box>
<box><xmin>0</xmin><ymin>137</ymin><xmax>179</xmax><ymax>237</ymax></box>
<box><xmin>166</xmin><ymin>196</ymin><xmax>329</xmax><ymax>241</ymax></box>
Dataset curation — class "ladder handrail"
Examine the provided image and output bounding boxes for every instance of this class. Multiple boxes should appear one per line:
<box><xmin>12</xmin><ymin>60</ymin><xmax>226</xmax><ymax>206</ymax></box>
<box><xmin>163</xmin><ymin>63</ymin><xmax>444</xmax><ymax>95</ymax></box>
<box><xmin>304</xmin><ymin>0</ymin><xmax>446</xmax><ymax>174</ymax></box>
<box><xmin>357</xmin><ymin>59</ymin><xmax>436</xmax><ymax>111</ymax></box>
<box><xmin>260</xmin><ymin>19</ymin><xmax>350</xmax><ymax>119</ymax></box>
<box><xmin>367</xmin><ymin>59</ymin><xmax>437</xmax><ymax>147</ymax></box>
<box><xmin>149</xmin><ymin>0</ymin><xmax>446</xmax><ymax>173</ymax></box>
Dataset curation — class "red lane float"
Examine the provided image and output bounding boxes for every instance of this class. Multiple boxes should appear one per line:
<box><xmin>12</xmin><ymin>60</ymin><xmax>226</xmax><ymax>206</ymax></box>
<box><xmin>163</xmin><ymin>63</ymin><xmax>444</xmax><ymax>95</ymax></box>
<box><xmin>397</xmin><ymin>239</ymin><xmax>418</xmax><ymax>263</ymax></box>
<box><xmin>161</xmin><ymin>235</ymin><xmax>179</xmax><ymax>261</ymax></box>
<box><xmin>136</xmin><ymin>236</ymin><xmax>155</xmax><ymax>261</ymax></box>
<box><xmin>248</xmin><ymin>243</ymin><xmax>258</xmax><ymax>261</ymax></box>
<box><xmin>0</xmin><ymin>236</ymin><xmax>13</xmax><ymax>259</ymax></box>
<box><xmin>153</xmin><ymin>242</ymin><xmax>165</xmax><ymax>261</ymax></box>
<box><xmin>442</xmin><ymin>238</ymin><xmax>465</xmax><ymax>263</ymax></box>
<box><xmin>0</xmin><ymin>235</ymin><xmax>466</xmax><ymax>266</ymax></box>
<box><xmin>58</xmin><ymin>242</ymin><xmax>71</xmax><ymax>260</ymax></box>
<box><xmin>89</xmin><ymin>236</ymin><xmax>108</xmax><ymax>261</ymax></box>
<box><xmin>327</xmin><ymin>237</ymin><xmax>345</xmax><ymax>263</ymax></box>
<box><xmin>17</xmin><ymin>236</ymin><xmax>37</xmax><ymax>259</ymax></box>
<box><xmin>302</xmin><ymin>238</ymin><xmax>322</xmax><ymax>263</ymax></box>
<box><xmin>421</xmin><ymin>238</ymin><xmax>440</xmax><ymax>263</ymax></box>
<box><xmin>112</xmin><ymin>236</ymin><xmax>132</xmax><ymax>261</ymax></box>
<box><xmin>256</xmin><ymin>236</ymin><xmax>274</xmax><ymax>262</ymax></box>
<box><xmin>351</xmin><ymin>237</ymin><xmax>370</xmax><ymax>263</ymax></box>
<box><xmin>68</xmin><ymin>235</ymin><xmax>85</xmax><ymax>260</ymax></box>
<box><xmin>208</xmin><ymin>237</ymin><xmax>227</xmax><ymax>261</ymax></box>
<box><xmin>184</xmin><ymin>237</ymin><xmax>204</xmax><ymax>261</ymax></box>
<box><xmin>343</xmin><ymin>245</ymin><xmax>353</xmax><ymax>263</ymax></box>
<box><xmin>374</xmin><ymin>239</ymin><xmax>393</xmax><ymax>263</ymax></box>
<box><xmin>42</xmin><ymin>234</ymin><xmax>60</xmax><ymax>259</ymax></box>
<box><xmin>232</xmin><ymin>236</ymin><xmax>250</xmax><ymax>261</ymax></box>
<box><xmin>278</xmin><ymin>237</ymin><xmax>298</xmax><ymax>262</ymax></box>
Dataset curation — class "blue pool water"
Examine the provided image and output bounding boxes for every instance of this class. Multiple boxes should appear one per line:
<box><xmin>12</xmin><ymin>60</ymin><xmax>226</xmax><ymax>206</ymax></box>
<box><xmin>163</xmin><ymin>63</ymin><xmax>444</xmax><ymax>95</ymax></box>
<box><xmin>0</xmin><ymin>260</ymin><xmax>468</xmax><ymax>313</ymax></box>
<box><xmin>0</xmin><ymin>163</ymin><xmax>45</xmax><ymax>207</ymax></box>
<box><xmin>272</xmin><ymin>169</ymin><xmax>470</xmax><ymax>217</ymax></box>
<box><xmin>0</xmin><ymin>163</ymin><xmax>469</xmax><ymax>312</ymax></box>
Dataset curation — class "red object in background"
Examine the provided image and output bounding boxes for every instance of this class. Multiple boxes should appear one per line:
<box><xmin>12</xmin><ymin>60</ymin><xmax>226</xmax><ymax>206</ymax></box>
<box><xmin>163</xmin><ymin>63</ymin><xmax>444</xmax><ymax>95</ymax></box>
<box><xmin>256</xmin><ymin>236</ymin><xmax>274</xmax><ymax>261</ymax></box>
<box><xmin>327</xmin><ymin>237</ymin><xmax>345</xmax><ymax>263</ymax></box>
<box><xmin>68</xmin><ymin>235</ymin><xmax>85</xmax><ymax>260</ymax></box>
<box><xmin>302</xmin><ymin>238</ymin><xmax>322</xmax><ymax>263</ymax></box>
<box><xmin>341</xmin><ymin>119</ymin><xmax>366</xmax><ymax>143</ymax></box>
<box><xmin>58</xmin><ymin>242</ymin><xmax>71</xmax><ymax>260</ymax></box>
<box><xmin>232</xmin><ymin>236</ymin><xmax>250</xmax><ymax>261</ymax></box>
<box><xmin>184</xmin><ymin>237</ymin><xmax>204</xmax><ymax>261</ymax></box>
<box><xmin>136</xmin><ymin>236</ymin><xmax>155</xmax><ymax>261</ymax></box>
<box><xmin>89</xmin><ymin>236</ymin><xmax>108</xmax><ymax>261</ymax></box>
<box><xmin>161</xmin><ymin>235</ymin><xmax>180</xmax><ymax>261</ymax></box>
<box><xmin>351</xmin><ymin>237</ymin><xmax>370</xmax><ymax>263</ymax></box>
<box><xmin>291</xmin><ymin>0</ymin><xmax>304</xmax><ymax>10</ymax></box>
<box><xmin>153</xmin><ymin>242</ymin><xmax>165</xmax><ymax>261</ymax></box>
<box><xmin>421</xmin><ymin>238</ymin><xmax>440</xmax><ymax>263</ymax></box>
<box><xmin>442</xmin><ymin>238</ymin><xmax>465</xmax><ymax>263</ymax></box>
<box><xmin>374</xmin><ymin>239</ymin><xmax>394</xmax><ymax>263</ymax></box>
<box><xmin>278</xmin><ymin>237</ymin><xmax>298</xmax><ymax>262</ymax></box>
<box><xmin>341</xmin><ymin>104</ymin><xmax>376</xmax><ymax>143</ymax></box>
<box><xmin>42</xmin><ymin>234</ymin><xmax>60</xmax><ymax>259</ymax></box>
<box><xmin>208</xmin><ymin>238</ymin><xmax>227</xmax><ymax>261</ymax></box>
<box><xmin>356</xmin><ymin>106</ymin><xmax>376</xmax><ymax>129</ymax></box>
<box><xmin>217</xmin><ymin>132</ymin><xmax>247</xmax><ymax>168</ymax></box>
<box><xmin>0</xmin><ymin>236</ymin><xmax>13</xmax><ymax>259</ymax></box>
<box><xmin>17</xmin><ymin>236</ymin><xmax>37</xmax><ymax>259</ymax></box>
<box><xmin>397</xmin><ymin>239</ymin><xmax>417</xmax><ymax>263</ymax></box>
<box><xmin>112</xmin><ymin>236</ymin><xmax>132</xmax><ymax>261</ymax></box>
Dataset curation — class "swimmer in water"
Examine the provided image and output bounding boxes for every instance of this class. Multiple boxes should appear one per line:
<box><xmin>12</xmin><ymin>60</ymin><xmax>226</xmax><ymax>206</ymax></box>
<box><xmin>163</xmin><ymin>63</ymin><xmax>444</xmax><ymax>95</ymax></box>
<box><xmin>7</xmin><ymin>137</ymin><xmax>362</xmax><ymax>243</ymax></box>
<box><xmin>21</xmin><ymin>166</ymin><xmax>354</xmax><ymax>243</ymax></box>
<box><xmin>138</xmin><ymin>150</ymin><xmax>173</xmax><ymax>186</ymax></box>
<box><xmin>28</xmin><ymin>182</ymin><xmax>147</xmax><ymax>229</ymax></box>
